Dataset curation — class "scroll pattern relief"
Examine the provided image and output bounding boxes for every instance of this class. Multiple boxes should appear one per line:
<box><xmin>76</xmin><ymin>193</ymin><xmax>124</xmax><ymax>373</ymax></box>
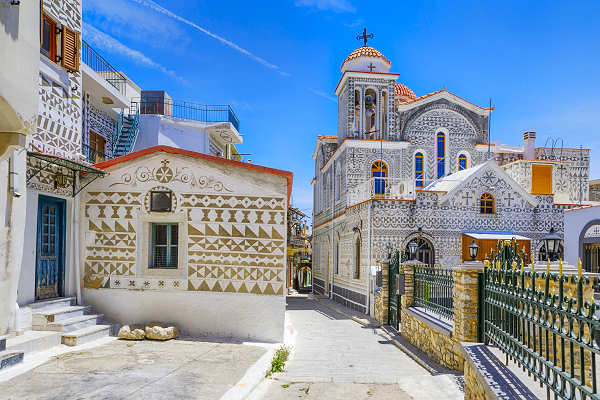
<box><xmin>83</xmin><ymin>181</ymin><xmax>287</xmax><ymax>295</ymax></box>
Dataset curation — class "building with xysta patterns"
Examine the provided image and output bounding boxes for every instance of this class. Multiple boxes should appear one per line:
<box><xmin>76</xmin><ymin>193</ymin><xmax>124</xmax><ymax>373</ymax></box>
<box><xmin>311</xmin><ymin>37</ymin><xmax>598</xmax><ymax>315</ymax></box>
<box><xmin>82</xmin><ymin>146</ymin><xmax>292</xmax><ymax>342</ymax></box>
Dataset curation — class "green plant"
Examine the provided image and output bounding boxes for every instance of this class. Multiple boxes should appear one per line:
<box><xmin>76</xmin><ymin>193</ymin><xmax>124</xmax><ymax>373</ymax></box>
<box><xmin>266</xmin><ymin>346</ymin><xmax>290</xmax><ymax>377</ymax></box>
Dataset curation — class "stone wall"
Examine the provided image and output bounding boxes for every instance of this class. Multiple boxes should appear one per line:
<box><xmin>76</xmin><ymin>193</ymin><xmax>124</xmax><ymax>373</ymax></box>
<box><xmin>400</xmin><ymin>308</ymin><xmax>463</xmax><ymax>371</ymax></box>
<box><xmin>463</xmin><ymin>356</ymin><xmax>488</xmax><ymax>400</ymax></box>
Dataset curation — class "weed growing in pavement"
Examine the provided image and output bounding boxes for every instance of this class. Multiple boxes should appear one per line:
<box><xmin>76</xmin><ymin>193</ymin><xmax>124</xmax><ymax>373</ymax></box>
<box><xmin>266</xmin><ymin>346</ymin><xmax>290</xmax><ymax>377</ymax></box>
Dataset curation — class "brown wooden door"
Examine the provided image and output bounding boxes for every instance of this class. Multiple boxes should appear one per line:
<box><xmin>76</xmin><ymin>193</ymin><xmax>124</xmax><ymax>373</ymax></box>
<box><xmin>89</xmin><ymin>131</ymin><xmax>106</xmax><ymax>163</ymax></box>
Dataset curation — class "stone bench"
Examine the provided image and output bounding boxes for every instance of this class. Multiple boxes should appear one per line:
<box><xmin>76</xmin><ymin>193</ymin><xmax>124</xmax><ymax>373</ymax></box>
<box><xmin>461</xmin><ymin>343</ymin><xmax>538</xmax><ymax>400</ymax></box>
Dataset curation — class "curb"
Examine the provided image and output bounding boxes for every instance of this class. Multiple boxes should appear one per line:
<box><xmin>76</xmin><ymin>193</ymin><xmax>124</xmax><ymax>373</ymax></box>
<box><xmin>311</xmin><ymin>296</ymin><xmax>449</xmax><ymax>376</ymax></box>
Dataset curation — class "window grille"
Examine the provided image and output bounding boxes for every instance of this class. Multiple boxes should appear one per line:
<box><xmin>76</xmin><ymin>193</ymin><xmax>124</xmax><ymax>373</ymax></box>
<box><xmin>151</xmin><ymin>223</ymin><xmax>178</xmax><ymax>268</ymax></box>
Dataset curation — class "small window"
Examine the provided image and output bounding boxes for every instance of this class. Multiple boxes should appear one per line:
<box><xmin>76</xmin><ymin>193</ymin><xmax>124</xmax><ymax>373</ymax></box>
<box><xmin>480</xmin><ymin>193</ymin><xmax>494</xmax><ymax>214</ymax></box>
<box><xmin>354</xmin><ymin>237</ymin><xmax>361</xmax><ymax>279</ymax></box>
<box><xmin>151</xmin><ymin>223</ymin><xmax>178</xmax><ymax>268</ymax></box>
<box><xmin>150</xmin><ymin>191</ymin><xmax>172</xmax><ymax>212</ymax></box>
<box><xmin>458</xmin><ymin>154</ymin><xmax>467</xmax><ymax>171</ymax></box>
<box><xmin>415</xmin><ymin>152</ymin><xmax>424</xmax><ymax>187</ymax></box>
<box><xmin>437</xmin><ymin>132</ymin><xmax>445</xmax><ymax>178</ymax></box>
<box><xmin>41</xmin><ymin>13</ymin><xmax>57</xmax><ymax>62</ymax></box>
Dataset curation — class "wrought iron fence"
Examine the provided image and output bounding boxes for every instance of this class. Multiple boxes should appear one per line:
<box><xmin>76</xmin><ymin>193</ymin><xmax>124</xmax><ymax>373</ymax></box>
<box><xmin>82</xmin><ymin>40</ymin><xmax>127</xmax><ymax>95</ymax></box>
<box><xmin>82</xmin><ymin>143</ymin><xmax>107</xmax><ymax>164</ymax></box>
<box><xmin>483</xmin><ymin>264</ymin><xmax>600</xmax><ymax>399</ymax></box>
<box><xmin>413</xmin><ymin>266</ymin><xmax>454</xmax><ymax>320</ymax></box>
<box><xmin>130</xmin><ymin>98</ymin><xmax>240</xmax><ymax>131</ymax></box>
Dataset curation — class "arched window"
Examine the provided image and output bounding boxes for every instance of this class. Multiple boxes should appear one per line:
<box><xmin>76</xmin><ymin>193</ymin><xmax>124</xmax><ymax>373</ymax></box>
<box><xmin>415</xmin><ymin>153</ymin><xmax>424</xmax><ymax>187</ymax></box>
<box><xmin>437</xmin><ymin>132</ymin><xmax>445</xmax><ymax>178</ymax></box>
<box><xmin>371</xmin><ymin>160</ymin><xmax>388</xmax><ymax>197</ymax></box>
<box><xmin>405</xmin><ymin>237</ymin><xmax>434</xmax><ymax>265</ymax></box>
<box><xmin>480</xmin><ymin>193</ymin><xmax>494</xmax><ymax>214</ymax></box>
<box><xmin>458</xmin><ymin>154</ymin><xmax>467</xmax><ymax>171</ymax></box>
<box><xmin>334</xmin><ymin>240</ymin><xmax>339</xmax><ymax>274</ymax></box>
<box><xmin>354</xmin><ymin>236</ymin><xmax>361</xmax><ymax>279</ymax></box>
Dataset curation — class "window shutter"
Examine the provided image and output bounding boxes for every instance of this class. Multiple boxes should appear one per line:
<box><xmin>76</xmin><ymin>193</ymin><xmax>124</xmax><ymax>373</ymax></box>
<box><xmin>61</xmin><ymin>26</ymin><xmax>80</xmax><ymax>72</ymax></box>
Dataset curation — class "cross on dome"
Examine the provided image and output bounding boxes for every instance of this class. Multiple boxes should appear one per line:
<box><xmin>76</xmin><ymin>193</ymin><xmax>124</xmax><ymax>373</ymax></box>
<box><xmin>356</xmin><ymin>28</ymin><xmax>374</xmax><ymax>47</ymax></box>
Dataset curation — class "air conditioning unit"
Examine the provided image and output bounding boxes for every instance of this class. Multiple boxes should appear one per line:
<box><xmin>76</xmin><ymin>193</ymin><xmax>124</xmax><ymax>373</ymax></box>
<box><xmin>389</xmin><ymin>180</ymin><xmax>416</xmax><ymax>200</ymax></box>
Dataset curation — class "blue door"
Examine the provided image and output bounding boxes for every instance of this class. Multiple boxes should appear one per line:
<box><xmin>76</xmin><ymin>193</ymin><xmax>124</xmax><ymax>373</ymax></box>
<box><xmin>36</xmin><ymin>196</ymin><xmax>66</xmax><ymax>300</ymax></box>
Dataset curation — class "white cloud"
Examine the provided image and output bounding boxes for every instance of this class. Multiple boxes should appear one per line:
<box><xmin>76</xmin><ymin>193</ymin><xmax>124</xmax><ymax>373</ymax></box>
<box><xmin>344</xmin><ymin>19</ymin><xmax>364</xmax><ymax>28</ymax></box>
<box><xmin>83</xmin><ymin>23</ymin><xmax>186</xmax><ymax>84</ymax></box>
<box><xmin>129</xmin><ymin>0</ymin><xmax>291</xmax><ymax>77</ymax></box>
<box><xmin>295</xmin><ymin>0</ymin><xmax>356</xmax><ymax>13</ymax></box>
<box><xmin>309</xmin><ymin>88</ymin><xmax>337</xmax><ymax>103</ymax></box>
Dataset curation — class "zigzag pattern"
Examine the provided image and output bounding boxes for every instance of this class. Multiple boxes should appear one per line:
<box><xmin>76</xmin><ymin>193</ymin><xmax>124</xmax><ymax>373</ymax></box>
<box><xmin>180</xmin><ymin>194</ymin><xmax>285</xmax><ymax>210</ymax></box>
<box><xmin>188</xmin><ymin>265</ymin><xmax>283</xmax><ymax>282</ymax></box>
<box><xmin>187</xmin><ymin>278</ymin><xmax>283</xmax><ymax>295</ymax></box>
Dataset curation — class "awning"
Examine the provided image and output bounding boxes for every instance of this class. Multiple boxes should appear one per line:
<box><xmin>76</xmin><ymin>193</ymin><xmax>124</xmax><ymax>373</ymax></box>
<box><xmin>463</xmin><ymin>231</ymin><xmax>531</xmax><ymax>241</ymax></box>
<box><xmin>27</xmin><ymin>152</ymin><xmax>106</xmax><ymax>197</ymax></box>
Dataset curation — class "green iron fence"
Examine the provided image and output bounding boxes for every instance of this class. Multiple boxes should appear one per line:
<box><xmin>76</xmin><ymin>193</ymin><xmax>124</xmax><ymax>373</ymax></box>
<box><xmin>483</xmin><ymin>263</ymin><xmax>600</xmax><ymax>400</ymax></box>
<box><xmin>414</xmin><ymin>266</ymin><xmax>454</xmax><ymax>320</ymax></box>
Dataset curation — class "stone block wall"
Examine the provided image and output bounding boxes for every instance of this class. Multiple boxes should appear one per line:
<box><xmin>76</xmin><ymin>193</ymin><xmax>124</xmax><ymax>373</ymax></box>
<box><xmin>373</xmin><ymin>260</ymin><xmax>389</xmax><ymax>325</ymax></box>
<box><xmin>463</xmin><ymin>357</ymin><xmax>489</xmax><ymax>400</ymax></box>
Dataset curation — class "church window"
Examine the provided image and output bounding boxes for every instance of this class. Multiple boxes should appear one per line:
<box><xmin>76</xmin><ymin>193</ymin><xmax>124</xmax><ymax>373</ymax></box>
<box><xmin>480</xmin><ymin>193</ymin><xmax>494</xmax><ymax>214</ymax></box>
<box><xmin>354</xmin><ymin>236</ymin><xmax>361</xmax><ymax>279</ymax></box>
<box><xmin>458</xmin><ymin>154</ymin><xmax>467</xmax><ymax>171</ymax></box>
<box><xmin>151</xmin><ymin>223</ymin><xmax>178</xmax><ymax>268</ymax></box>
<box><xmin>415</xmin><ymin>153</ymin><xmax>424</xmax><ymax>187</ymax></box>
<box><xmin>371</xmin><ymin>161</ymin><xmax>388</xmax><ymax>197</ymax></box>
<box><xmin>437</xmin><ymin>132</ymin><xmax>445</xmax><ymax>178</ymax></box>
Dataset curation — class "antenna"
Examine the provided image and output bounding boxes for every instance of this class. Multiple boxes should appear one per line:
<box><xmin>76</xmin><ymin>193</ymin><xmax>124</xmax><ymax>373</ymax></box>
<box><xmin>487</xmin><ymin>98</ymin><xmax>492</xmax><ymax>160</ymax></box>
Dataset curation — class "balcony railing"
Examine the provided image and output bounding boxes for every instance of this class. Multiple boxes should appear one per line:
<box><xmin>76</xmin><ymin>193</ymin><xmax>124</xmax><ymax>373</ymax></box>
<box><xmin>82</xmin><ymin>40</ymin><xmax>127</xmax><ymax>95</ymax></box>
<box><xmin>82</xmin><ymin>143</ymin><xmax>107</xmax><ymax>164</ymax></box>
<box><xmin>347</xmin><ymin>177</ymin><xmax>417</xmax><ymax>205</ymax></box>
<box><xmin>131</xmin><ymin>98</ymin><xmax>240</xmax><ymax>131</ymax></box>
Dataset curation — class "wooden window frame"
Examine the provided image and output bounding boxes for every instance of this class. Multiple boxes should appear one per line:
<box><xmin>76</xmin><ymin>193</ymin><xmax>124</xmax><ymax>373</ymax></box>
<box><xmin>480</xmin><ymin>192</ymin><xmax>495</xmax><ymax>214</ymax></box>
<box><xmin>458</xmin><ymin>154</ymin><xmax>467</xmax><ymax>171</ymax></box>
<box><xmin>371</xmin><ymin>160</ymin><xmax>388</xmax><ymax>197</ymax></box>
<box><xmin>415</xmin><ymin>152</ymin><xmax>424</xmax><ymax>187</ymax></box>
<box><xmin>150</xmin><ymin>223</ymin><xmax>178</xmax><ymax>269</ymax></box>
<box><xmin>61</xmin><ymin>26</ymin><xmax>80</xmax><ymax>72</ymax></box>
<box><xmin>436</xmin><ymin>132</ymin><xmax>445</xmax><ymax>178</ymax></box>
<box><xmin>41</xmin><ymin>12</ymin><xmax>58</xmax><ymax>63</ymax></box>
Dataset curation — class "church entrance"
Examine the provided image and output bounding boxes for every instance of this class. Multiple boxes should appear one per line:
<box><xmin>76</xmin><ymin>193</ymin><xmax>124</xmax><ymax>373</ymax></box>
<box><xmin>404</xmin><ymin>238</ymin><xmax>434</xmax><ymax>265</ymax></box>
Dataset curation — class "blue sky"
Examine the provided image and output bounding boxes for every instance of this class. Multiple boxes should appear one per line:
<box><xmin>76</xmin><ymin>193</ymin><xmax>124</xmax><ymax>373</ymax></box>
<box><xmin>83</xmin><ymin>0</ymin><xmax>600</xmax><ymax>219</ymax></box>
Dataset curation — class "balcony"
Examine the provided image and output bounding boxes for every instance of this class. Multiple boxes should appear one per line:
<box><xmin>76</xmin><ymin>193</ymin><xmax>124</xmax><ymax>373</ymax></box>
<box><xmin>132</xmin><ymin>97</ymin><xmax>240</xmax><ymax>132</ymax></box>
<box><xmin>347</xmin><ymin>177</ymin><xmax>417</xmax><ymax>205</ymax></box>
<box><xmin>81</xmin><ymin>40</ymin><xmax>128</xmax><ymax>110</ymax></box>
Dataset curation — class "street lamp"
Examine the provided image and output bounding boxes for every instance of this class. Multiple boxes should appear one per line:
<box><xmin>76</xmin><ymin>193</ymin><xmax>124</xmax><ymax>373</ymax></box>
<box><xmin>468</xmin><ymin>240</ymin><xmax>479</xmax><ymax>261</ymax></box>
<box><xmin>408</xmin><ymin>241</ymin><xmax>418</xmax><ymax>260</ymax></box>
<box><xmin>543</xmin><ymin>227</ymin><xmax>562</xmax><ymax>261</ymax></box>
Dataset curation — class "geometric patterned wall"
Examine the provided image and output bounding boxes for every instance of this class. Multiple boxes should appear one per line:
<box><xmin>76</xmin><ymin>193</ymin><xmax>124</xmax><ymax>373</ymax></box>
<box><xmin>83</xmin><ymin>153</ymin><xmax>287</xmax><ymax>296</ymax></box>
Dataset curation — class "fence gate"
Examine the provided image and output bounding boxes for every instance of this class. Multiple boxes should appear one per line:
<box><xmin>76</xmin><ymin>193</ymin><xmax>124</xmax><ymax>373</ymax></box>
<box><xmin>388</xmin><ymin>250</ymin><xmax>400</xmax><ymax>330</ymax></box>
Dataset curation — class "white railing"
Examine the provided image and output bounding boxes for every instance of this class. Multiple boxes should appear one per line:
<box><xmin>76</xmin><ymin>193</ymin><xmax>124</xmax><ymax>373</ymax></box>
<box><xmin>347</xmin><ymin>177</ymin><xmax>417</xmax><ymax>205</ymax></box>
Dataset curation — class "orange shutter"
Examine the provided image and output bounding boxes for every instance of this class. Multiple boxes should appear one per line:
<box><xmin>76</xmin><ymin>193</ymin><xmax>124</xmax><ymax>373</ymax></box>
<box><xmin>531</xmin><ymin>164</ymin><xmax>553</xmax><ymax>195</ymax></box>
<box><xmin>61</xmin><ymin>26</ymin><xmax>80</xmax><ymax>72</ymax></box>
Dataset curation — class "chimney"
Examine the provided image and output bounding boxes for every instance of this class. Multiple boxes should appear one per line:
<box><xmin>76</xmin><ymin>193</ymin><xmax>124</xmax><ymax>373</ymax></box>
<box><xmin>523</xmin><ymin>131</ymin><xmax>536</xmax><ymax>160</ymax></box>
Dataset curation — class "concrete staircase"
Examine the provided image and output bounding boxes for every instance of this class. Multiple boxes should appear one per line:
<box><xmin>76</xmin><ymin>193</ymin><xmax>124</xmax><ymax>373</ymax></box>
<box><xmin>31</xmin><ymin>297</ymin><xmax>111</xmax><ymax>347</ymax></box>
<box><xmin>0</xmin><ymin>335</ymin><xmax>24</xmax><ymax>371</ymax></box>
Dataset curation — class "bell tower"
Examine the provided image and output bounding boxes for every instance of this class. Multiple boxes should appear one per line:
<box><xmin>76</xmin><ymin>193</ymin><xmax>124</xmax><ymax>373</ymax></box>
<box><xmin>335</xmin><ymin>29</ymin><xmax>400</xmax><ymax>143</ymax></box>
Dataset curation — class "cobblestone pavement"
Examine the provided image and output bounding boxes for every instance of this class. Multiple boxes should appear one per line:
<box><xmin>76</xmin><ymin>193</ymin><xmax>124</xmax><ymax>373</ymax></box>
<box><xmin>261</xmin><ymin>297</ymin><xmax>463</xmax><ymax>400</ymax></box>
<box><xmin>0</xmin><ymin>338</ymin><xmax>266</xmax><ymax>400</ymax></box>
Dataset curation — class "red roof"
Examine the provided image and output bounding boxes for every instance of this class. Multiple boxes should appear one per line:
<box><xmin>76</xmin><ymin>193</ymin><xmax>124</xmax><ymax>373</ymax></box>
<box><xmin>341</xmin><ymin>46</ymin><xmax>391</xmax><ymax>70</ymax></box>
<box><xmin>394</xmin><ymin>83</ymin><xmax>417</xmax><ymax>100</ymax></box>
<box><xmin>93</xmin><ymin>146</ymin><xmax>293</xmax><ymax>205</ymax></box>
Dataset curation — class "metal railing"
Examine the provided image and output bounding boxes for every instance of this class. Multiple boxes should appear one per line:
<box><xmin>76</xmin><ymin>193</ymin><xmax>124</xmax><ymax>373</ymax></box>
<box><xmin>131</xmin><ymin>98</ymin><xmax>240</xmax><ymax>131</ymax></box>
<box><xmin>347</xmin><ymin>177</ymin><xmax>416</xmax><ymax>205</ymax></box>
<box><xmin>82</xmin><ymin>40</ymin><xmax>127</xmax><ymax>95</ymax></box>
<box><xmin>413</xmin><ymin>266</ymin><xmax>454</xmax><ymax>321</ymax></box>
<box><xmin>82</xmin><ymin>143</ymin><xmax>107</xmax><ymax>164</ymax></box>
<box><xmin>483</xmin><ymin>265</ymin><xmax>600</xmax><ymax>399</ymax></box>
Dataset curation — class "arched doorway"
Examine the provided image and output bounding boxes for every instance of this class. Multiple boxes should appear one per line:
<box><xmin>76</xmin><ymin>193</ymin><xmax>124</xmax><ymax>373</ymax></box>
<box><xmin>404</xmin><ymin>237</ymin><xmax>435</xmax><ymax>265</ymax></box>
<box><xmin>582</xmin><ymin>222</ymin><xmax>600</xmax><ymax>273</ymax></box>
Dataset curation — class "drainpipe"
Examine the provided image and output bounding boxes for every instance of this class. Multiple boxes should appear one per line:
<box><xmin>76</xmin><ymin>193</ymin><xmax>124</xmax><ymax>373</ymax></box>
<box><xmin>367</xmin><ymin>198</ymin><xmax>372</xmax><ymax>314</ymax></box>
<box><xmin>330</xmin><ymin>163</ymin><xmax>335</xmax><ymax>299</ymax></box>
<box><xmin>74</xmin><ymin>196</ymin><xmax>82</xmax><ymax>305</ymax></box>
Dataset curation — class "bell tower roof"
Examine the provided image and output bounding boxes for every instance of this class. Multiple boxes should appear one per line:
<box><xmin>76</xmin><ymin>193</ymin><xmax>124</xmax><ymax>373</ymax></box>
<box><xmin>341</xmin><ymin>46</ymin><xmax>391</xmax><ymax>73</ymax></box>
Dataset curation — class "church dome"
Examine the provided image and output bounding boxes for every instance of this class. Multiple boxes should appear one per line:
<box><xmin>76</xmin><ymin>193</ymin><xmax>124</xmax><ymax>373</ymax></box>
<box><xmin>394</xmin><ymin>83</ymin><xmax>417</xmax><ymax>103</ymax></box>
<box><xmin>341</xmin><ymin>46</ymin><xmax>391</xmax><ymax>73</ymax></box>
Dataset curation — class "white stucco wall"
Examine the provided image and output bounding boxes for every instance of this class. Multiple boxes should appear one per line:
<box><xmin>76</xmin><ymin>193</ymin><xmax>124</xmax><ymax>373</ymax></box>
<box><xmin>564</xmin><ymin>205</ymin><xmax>600</xmax><ymax>266</ymax></box>
<box><xmin>83</xmin><ymin>289</ymin><xmax>285</xmax><ymax>342</ymax></box>
<box><xmin>135</xmin><ymin>115</ymin><xmax>210</xmax><ymax>154</ymax></box>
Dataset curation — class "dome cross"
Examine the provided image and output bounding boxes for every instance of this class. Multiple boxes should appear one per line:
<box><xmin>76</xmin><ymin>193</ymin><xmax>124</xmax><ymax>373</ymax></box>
<box><xmin>356</xmin><ymin>27</ymin><xmax>374</xmax><ymax>47</ymax></box>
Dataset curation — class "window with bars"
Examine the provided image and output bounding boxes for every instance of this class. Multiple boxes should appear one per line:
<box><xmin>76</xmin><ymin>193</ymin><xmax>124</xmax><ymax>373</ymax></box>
<box><xmin>151</xmin><ymin>223</ymin><xmax>178</xmax><ymax>268</ymax></box>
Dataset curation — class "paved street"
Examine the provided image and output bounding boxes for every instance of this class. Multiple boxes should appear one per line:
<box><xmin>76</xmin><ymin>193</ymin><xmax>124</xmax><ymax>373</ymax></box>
<box><xmin>259</xmin><ymin>297</ymin><xmax>463</xmax><ymax>400</ymax></box>
<box><xmin>0</xmin><ymin>339</ymin><xmax>266</xmax><ymax>400</ymax></box>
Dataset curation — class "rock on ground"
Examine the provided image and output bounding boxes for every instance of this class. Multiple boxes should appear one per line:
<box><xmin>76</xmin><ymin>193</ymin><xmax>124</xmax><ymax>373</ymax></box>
<box><xmin>117</xmin><ymin>325</ymin><xmax>145</xmax><ymax>340</ymax></box>
<box><xmin>145</xmin><ymin>324</ymin><xmax>179</xmax><ymax>340</ymax></box>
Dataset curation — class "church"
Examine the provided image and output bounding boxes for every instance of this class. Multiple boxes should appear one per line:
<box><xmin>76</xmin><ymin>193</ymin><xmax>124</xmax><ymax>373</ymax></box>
<box><xmin>311</xmin><ymin>32</ymin><xmax>595</xmax><ymax>314</ymax></box>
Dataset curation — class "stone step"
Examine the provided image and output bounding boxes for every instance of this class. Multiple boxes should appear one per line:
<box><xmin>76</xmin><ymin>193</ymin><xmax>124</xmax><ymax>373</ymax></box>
<box><xmin>61</xmin><ymin>325</ymin><xmax>111</xmax><ymax>347</ymax></box>
<box><xmin>5</xmin><ymin>330</ymin><xmax>61</xmax><ymax>354</ymax></box>
<box><xmin>29</xmin><ymin>297</ymin><xmax>75</xmax><ymax>312</ymax></box>
<box><xmin>46</xmin><ymin>314</ymin><xmax>104</xmax><ymax>333</ymax></box>
<box><xmin>32</xmin><ymin>305</ymin><xmax>92</xmax><ymax>327</ymax></box>
<box><xmin>0</xmin><ymin>351</ymin><xmax>24</xmax><ymax>370</ymax></box>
